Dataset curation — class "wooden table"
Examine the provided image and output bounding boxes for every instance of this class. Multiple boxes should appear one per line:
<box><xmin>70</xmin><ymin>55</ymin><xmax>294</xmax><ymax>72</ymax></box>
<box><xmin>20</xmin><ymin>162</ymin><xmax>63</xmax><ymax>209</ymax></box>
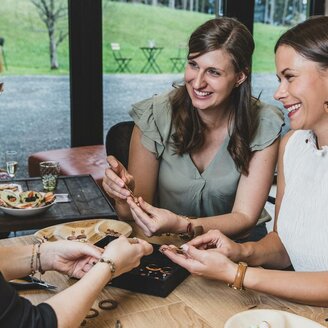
<box><xmin>1</xmin><ymin>229</ymin><xmax>327</xmax><ymax>328</ymax></box>
<box><xmin>0</xmin><ymin>175</ymin><xmax>116</xmax><ymax>233</ymax></box>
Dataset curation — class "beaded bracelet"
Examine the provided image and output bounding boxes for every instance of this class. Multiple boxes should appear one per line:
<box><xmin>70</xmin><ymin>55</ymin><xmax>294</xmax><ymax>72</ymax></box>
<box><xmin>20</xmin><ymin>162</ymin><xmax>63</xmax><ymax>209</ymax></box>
<box><xmin>30</xmin><ymin>243</ymin><xmax>37</xmax><ymax>276</ymax></box>
<box><xmin>99</xmin><ymin>257</ymin><xmax>116</xmax><ymax>279</ymax></box>
<box><xmin>30</xmin><ymin>242</ymin><xmax>45</xmax><ymax>279</ymax></box>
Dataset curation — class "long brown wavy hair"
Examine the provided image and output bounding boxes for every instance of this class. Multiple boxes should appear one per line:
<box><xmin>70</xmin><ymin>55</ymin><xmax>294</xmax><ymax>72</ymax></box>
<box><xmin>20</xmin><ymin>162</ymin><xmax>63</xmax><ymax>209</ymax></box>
<box><xmin>170</xmin><ymin>17</ymin><xmax>259</xmax><ymax>175</ymax></box>
<box><xmin>274</xmin><ymin>16</ymin><xmax>328</xmax><ymax>70</ymax></box>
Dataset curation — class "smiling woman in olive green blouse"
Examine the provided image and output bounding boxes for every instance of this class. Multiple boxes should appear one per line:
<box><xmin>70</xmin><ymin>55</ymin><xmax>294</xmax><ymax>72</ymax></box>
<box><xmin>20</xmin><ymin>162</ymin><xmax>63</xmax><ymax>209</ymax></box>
<box><xmin>103</xmin><ymin>17</ymin><xmax>284</xmax><ymax>241</ymax></box>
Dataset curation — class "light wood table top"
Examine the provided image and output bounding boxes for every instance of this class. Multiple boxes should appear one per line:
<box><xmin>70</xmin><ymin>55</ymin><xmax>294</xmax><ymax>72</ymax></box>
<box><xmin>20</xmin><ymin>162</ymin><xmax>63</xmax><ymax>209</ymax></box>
<box><xmin>1</xmin><ymin>229</ymin><xmax>328</xmax><ymax>328</ymax></box>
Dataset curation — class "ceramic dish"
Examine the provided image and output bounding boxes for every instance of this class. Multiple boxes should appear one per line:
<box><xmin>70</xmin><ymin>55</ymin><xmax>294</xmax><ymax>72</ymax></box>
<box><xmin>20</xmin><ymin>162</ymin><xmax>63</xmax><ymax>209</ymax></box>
<box><xmin>34</xmin><ymin>219</ymin><xmax>132</xmax><ymax>243</ymax></box>
<box><xmin>0</xmin><ymin>202</ymin><xmax>55</xmax><ymax>217</ymax></box>
<box><xmin>224</xmin><ymin>309</ymin><xmax>325</xmax><ymax>328</ymax></box>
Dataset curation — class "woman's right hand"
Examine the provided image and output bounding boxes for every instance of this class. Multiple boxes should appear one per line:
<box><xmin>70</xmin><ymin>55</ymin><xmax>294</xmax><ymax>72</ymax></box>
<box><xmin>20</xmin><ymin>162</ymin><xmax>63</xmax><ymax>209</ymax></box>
<box><xmin>161</xmin><ymin>243</ymin><xmax>237</xmax><ymax>283</ymax></box>
<box><xmin>102</xmin><ymin>155</ymin><xmax>135</xmax><ymax>203</ymax></box>
<box><xmin>102</xmin><ymin>236</ymin><xmax>153</xmax><ymax>277</ymax></box>
<box><xmin>187</xmin><ymin>230</ymin><xmax>243</xmax><ymax>262</ymax></box>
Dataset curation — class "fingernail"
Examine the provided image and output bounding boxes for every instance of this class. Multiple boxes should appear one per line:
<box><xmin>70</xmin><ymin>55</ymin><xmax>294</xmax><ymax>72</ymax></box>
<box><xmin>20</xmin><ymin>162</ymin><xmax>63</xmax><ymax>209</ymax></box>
<box><xmin>159</xmin><ymin>246</ymin><xmax>168</xmax><ymax>253</ymax></box>
<box><xmin>181</xmin><ymin>244</ymin><xmax>189</xmax><ymax>252</ymax></box>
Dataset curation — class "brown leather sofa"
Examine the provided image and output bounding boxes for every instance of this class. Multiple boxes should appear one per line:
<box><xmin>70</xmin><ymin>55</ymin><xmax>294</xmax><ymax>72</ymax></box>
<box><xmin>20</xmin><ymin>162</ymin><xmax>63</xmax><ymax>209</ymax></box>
<box><xmin>28</xmin><ymin>145</ymin><xmax>107</xmax><ymax>187</ymax></box>
<box><xmin>28</xmin><ymin>121</ymin><xmax>135</xmax><ymax>188</ymax></box>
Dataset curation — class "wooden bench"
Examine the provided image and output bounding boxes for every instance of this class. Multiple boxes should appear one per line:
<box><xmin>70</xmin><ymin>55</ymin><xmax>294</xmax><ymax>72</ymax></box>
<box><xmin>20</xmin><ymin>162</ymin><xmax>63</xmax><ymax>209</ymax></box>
<box><xmin>28</xmin><ymin>145</ymin><xmax>107</xmax><ymax>187</ymax></box>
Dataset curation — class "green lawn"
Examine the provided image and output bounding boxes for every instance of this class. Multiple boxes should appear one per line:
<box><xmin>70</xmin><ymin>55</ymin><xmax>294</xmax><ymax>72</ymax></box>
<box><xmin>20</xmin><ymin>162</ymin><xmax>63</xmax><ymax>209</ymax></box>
<box><xmin>253</xmin><ymin>22</ymin><xmax>287</xmax><ymax>72</ymax></box>
<box><xmin>0</xmin><ymin>0</ymin><xmax>286</xmax><ymax>74</ymax></box>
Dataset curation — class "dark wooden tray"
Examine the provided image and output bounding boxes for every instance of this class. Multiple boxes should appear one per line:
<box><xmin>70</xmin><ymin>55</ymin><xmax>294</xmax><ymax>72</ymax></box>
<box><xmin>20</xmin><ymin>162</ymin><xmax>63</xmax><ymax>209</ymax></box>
<box><xmin>0</xmin><ymin>175</ymin><xmax>116</xmax><ymax>232</ymax></box>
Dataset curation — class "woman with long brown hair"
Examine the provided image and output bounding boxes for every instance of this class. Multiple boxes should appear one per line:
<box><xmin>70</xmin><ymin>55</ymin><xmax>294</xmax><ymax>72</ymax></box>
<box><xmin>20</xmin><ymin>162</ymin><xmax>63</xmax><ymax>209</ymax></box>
<box><xmin>162</xmin><ymin>16</ymin><xmax>328</xmax><ymax>306</ymax></box>
<box><xmin>103</xmin><ymin>17</ymin><xmax>283</xmax><ymax>241</ymax></box>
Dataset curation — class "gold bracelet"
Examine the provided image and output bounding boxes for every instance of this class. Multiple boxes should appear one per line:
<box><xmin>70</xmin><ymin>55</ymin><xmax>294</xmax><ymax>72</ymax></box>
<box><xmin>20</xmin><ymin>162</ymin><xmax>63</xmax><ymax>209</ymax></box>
<box><xmin>99</xmin><ymin>257</ymin><xmax>116</xmax><ymax>278</ymax></box>
<box><xmin>30</xmin><ymin>244</ymin><xmax>36</xmax><ymax>276</ymax></box>
<box><xmin>227</xmin><ymin>262</ymin><xmax>248</xmax><ymax>290</ymax></box>
<box><xmin>179</xmin><ymin>216</ymin><xmax>203</xmax><ymax>240</ymax></box>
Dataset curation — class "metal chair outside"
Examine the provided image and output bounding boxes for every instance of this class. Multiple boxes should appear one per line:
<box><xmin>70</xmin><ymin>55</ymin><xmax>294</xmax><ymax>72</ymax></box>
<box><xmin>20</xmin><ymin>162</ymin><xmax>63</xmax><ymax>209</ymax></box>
<box><xmin>110</xmin><ymin>43</ymin><xmax>132</xmax><ymax>73</ymax></box>
<box><xmin>170</xmin><ymin>44</ymin><xmax>186</xmax><ymax>72</ymax></box>
<box><xmin>0</xmin><ymin>37</ymin><xmax>7</xmax><ymax>72</ymax></box>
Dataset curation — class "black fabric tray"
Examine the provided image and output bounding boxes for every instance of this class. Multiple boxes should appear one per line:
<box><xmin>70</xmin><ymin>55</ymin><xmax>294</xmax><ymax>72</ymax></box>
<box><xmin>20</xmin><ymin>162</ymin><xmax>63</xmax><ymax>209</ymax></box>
<box><xmin>95</xmin><ymin>235</ymin><xmax>190</xmax><ymax>298</ymax></box>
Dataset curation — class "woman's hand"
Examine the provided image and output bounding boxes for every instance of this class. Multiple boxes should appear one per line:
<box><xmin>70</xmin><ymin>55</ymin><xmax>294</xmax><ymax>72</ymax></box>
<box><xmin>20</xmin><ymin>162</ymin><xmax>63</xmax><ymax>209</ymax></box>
<box><xmin>41</xmin><ymin>241</ymin><xmax>103</xmax><ymax>279</ymax></box>
<box><xmin>102</xmin><ymin>236</ymin><xmax>153</xmax><ymax>277</ymax></box>
<box><xmin>160</xmin><ymin>243</ymin><xmax>237</xmax><ymax>282</ymax></box>
<box><xmin>126</xmin><ymin>197</ymin><xmax>184</xmax><ymax>237</ymax></box>
<box><xmin>102</xmin><ymin>155</ymin><xmax>135</xmax><ymax>203</ymax></box>
<box><xmin>187</xmin><ymin>229</ymin><xmax>243</xmax><ymax>262</ymax></box>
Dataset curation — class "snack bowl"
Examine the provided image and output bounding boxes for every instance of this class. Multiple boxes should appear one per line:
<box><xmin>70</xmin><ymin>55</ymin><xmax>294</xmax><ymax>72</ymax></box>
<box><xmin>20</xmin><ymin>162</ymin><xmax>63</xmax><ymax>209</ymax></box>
<box><xmin>224</xmin><ymin>309</ymin><xmax>325</xmax><ymax>328</ymax></box>
<box><xmin>0</xmin><ymin>201</ymin><xmax>55</xmax><ymax>217</ymax></box>
<box><xmin>0</xmin><ymin>190</ymin><xmax>56</xmax><ymax>217</ymax></box>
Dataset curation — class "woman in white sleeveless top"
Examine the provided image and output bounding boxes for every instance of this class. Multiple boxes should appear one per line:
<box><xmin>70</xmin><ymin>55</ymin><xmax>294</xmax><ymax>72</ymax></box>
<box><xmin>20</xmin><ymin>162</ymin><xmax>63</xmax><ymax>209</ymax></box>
<box><xmin>161</xmin><ymin>16</ymin><xmax>328</xmax><ymax>306</ymax></box>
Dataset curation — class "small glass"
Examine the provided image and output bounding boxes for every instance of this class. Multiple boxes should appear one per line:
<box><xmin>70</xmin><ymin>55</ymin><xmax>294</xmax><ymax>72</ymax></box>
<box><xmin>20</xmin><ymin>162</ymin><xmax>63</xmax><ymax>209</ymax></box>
<box><xmin>5</xmin><ymin>150</ymin><xmax>18</xmax><ymax>180</ymax></box>
<box><xmin>40</xmin><ymin>161</ymin><xmax>60</xmax><ymax>191</ymax></box>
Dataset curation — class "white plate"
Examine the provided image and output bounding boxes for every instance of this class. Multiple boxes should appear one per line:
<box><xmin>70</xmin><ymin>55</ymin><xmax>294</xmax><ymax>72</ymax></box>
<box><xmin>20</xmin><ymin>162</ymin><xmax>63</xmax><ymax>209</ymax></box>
<box><xmin>34</xmin><ymin>219</ymin><xmax>132</xmax><ymax>243</ymax></box>
<box><xmin>224</xmin><ymin>309</ymin><xmax>325</xmax><ymax>328</ymax></box>
<box><xmin>0</xmin><ymin>202</ymin><xmax>55</xmax><ymax>217</ymax></box>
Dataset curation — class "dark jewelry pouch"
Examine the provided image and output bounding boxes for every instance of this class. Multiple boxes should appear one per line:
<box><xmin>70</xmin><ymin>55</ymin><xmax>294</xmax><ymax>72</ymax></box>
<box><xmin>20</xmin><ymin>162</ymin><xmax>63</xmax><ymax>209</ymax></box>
<box><xmin>94</xmin><ymin>235</ymin><xmax>190</xmax><ymax>297</ymax></box>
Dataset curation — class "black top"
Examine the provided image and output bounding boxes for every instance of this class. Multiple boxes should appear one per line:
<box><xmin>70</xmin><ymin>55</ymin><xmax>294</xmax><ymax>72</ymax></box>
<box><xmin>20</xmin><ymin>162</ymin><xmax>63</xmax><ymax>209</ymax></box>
<box><xmin>0</xmin><ymin>272</ymin><xmax>57</xmax><ymax>327</ymax></box>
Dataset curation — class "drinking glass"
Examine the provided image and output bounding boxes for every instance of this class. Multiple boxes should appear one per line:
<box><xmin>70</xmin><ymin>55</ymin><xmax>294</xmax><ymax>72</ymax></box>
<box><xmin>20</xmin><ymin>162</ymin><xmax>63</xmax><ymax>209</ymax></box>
<box><xmin>5</xmin><ymin>150</ymin><xmax>18</xmax><ymax>180</ymax></box>
<box><xmin>40</xmin><ymin>161</ymin><xmax>60</xmax><ymax>191</ymax></box>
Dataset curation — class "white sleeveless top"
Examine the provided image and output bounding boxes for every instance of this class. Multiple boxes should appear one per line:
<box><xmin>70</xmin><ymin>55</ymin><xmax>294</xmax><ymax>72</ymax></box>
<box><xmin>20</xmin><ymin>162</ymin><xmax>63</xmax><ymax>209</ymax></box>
<box><xmin>277</xmin><ymin>130</ymin><xmax>328</xmax><ymax>271</ymax></box>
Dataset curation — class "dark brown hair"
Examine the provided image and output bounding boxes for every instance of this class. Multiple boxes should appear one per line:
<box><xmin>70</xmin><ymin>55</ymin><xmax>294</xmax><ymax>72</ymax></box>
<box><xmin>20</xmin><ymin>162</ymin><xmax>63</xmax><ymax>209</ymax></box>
<box><xmin>274</xmin><ymin>16</ymin><xmax>328</xmax><ymax>70</ymax></box>
<box><xmin>170</xmin><ymin>17</ymin><xmax>258</xmax><ymax>175</ymax></box>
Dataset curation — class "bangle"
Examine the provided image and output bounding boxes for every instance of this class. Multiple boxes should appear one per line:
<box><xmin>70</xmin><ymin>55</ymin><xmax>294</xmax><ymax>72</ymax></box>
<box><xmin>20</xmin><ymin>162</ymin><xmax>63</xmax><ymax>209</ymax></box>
<box><xmin>228</xmin><ymin>262</ymin><xmax>248</xmax><ymax>290</ymax></box>
<box><xmin>99</xmin><ymin>257</ymin><xmax>116</xmax><ymax>279</ymax></box>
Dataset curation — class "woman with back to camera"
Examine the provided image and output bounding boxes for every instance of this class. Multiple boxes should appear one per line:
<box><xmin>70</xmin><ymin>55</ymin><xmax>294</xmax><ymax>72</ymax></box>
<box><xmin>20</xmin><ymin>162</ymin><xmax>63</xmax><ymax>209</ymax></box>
<box><xmin>103</xmin><ymin>17</ymin><xmax>284</xmax><ymax>241</ymax></box>
<box><xmin>162</xmin><ymin>15</ymin><xmax>328</xmax><ymax>306</ymax></box>
<box><xmin>0</xmin><ymin>81</ymin><xmax>153</xmax><ymax>327</ymax></box>
<box><xmin>0</xmin><ymin>236</ymin><xmax>152</xmax><ymax>327</ymax></box>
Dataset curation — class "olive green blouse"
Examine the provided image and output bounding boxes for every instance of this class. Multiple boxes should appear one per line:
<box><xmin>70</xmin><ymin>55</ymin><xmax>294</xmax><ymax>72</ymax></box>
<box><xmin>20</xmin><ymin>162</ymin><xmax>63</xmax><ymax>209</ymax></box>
<box><xmin>129</xmin><ymin>91</ymin><xmax>284</xmax><ymax>219</ymax></box>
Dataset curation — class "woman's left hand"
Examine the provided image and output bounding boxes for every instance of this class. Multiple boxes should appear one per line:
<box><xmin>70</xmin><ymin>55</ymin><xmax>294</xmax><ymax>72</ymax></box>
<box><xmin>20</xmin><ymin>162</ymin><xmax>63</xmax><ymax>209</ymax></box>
<box><xmin>187</xmin><ymin>230</ymin><xmax>243</xmax><ymax>262</ymax></box>
<box><xmin>42</xmin><ymin>241</ymin><xmax>103</xmax><ymax>279</ymax></box>
<box><xmin>126</xmin><ymin>197</ymin><xmax>182</xmax><ymax>237</ymax></box>
<box><xmin>160</xmin><ymin>243</ymin><xmax>237</xmax><ymax>282</ymax></box>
